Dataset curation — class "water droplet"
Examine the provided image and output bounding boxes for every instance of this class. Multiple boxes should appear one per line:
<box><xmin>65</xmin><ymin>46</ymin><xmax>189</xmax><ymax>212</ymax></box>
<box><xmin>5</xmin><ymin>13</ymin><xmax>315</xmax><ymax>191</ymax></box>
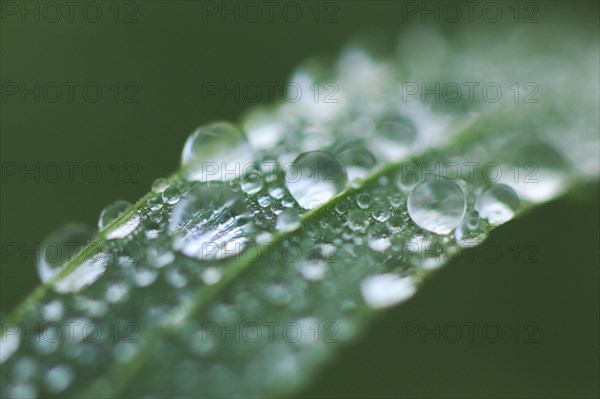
<box><xmin>368</xmin><ymin>237</ymin><xmax>391</xmax><ymax>252</ymax></box>
<box><xmin>54</xmin><ymin>252</ymin><xmax>110</xmax><ymax>293</ymax></box>
<box><xmin>371</xmin><ymin>203</ymin><xmax>390</xmax><ymax>222</ymax></box>
<box><xmin>105</xmin><ymin>282</ymin><xmax>130</xmax><ymax>303</ymax></box>
<box><xmin>268</xmin><ymin>186</ymin><xmax>285</xmax><ymax>199</ymax></box>
<box><xmin>151</xmin><ymin>178</ymin><xmax>169</xmax><ymax>193</ymax></box>
<box><xmin>265</xmin><ymin>284</ymin><xmax>292</xmax><ymax>306</ymax></box>
<box><xmin>276</xmin><ymin>209</ymin><xmax>301</xmax><ymax>232</ymax></box>
<box><xmin>300</xmin><ymin>261</ymin><xmax>327</xmax><ymax>281</ymax></box>
<box><xmin>37</xmin><ymin>224</ymin><xmax>94</xmax><ymax>283</ymax></box>
<box><xmin>360</xmin><ymin>274</ymin><xmax>416</xmax><ymax>309</ymax></box>
<box><xmin>44</xmin><ymin>364</ymin><xmax>74</xmax><ymax>393</ymax></box>
<box><xmin>285</xmin><ymin>151</ymin><xmax>347</xmax><ymax>209</ymax></box>
<box><xmin>181</xmin><ymin>121</ymin><xmax>254</xmax><ymax>182</ymax></box>
<box><xmin>165</xmin><ymin>267</ymin><xmax>188</xmax><ymax>288</ymax></box>
<box><xmin>335</xmin><ymin>201</ymin><xmax>349</xmax><ymax>214</ymax></box>
<box><xmin>500</xmin><ymin>139</ymin><xmax>567</xmax><ymax>202</ymax></box>
<box><xmin>455</xmin><ymin>211</ymin><xmax>489</xmax><ymax>247</ymax></box>
<box><xmin>356</xmin><ymin>193</ymin><xmax>372</xmax><ymax>209</ymax></box>
<box><xmin>348</xmin><ymin>209</ymin><xmax>368</xmax><ymax>232</ymax></box>
<box><xmin>98</xmin><ymin>200</ymin><xmax>131</xmax><ymax>230</ymax></box>
<box><xmin>257</xmin><ymin>195</ymin><xmax>272</xmax><ymax>208</ymax></box>
<box><xmin>106</xmin><ymin>214</ymin><xmax>141</xmax><ymax>240</ymax></box>
<box><xmin>43</xmin><ymin>300</ymin><xmax>64</xmax><ymax>322</ymax></box>
<box><xmin>370</xmin><ymin>116</ymin><xmax>417</xmax><ymax>160</ymax></box>
<box><xmin>0</xmin><ymin>328</ymin><xmax>20</xmax><ymax>364</ymax></box>
<box><xmin>134</xmin><ymin>268</ymin><xmax>157</xmax><ymax>287</ymax></box>
<box><xmin>475</xmin><ymin>184</ymin><xmax>520</xmax><ymax>226</ymax></box>
<box><xmin>169</xmin><ymin>183</ymin><xmax>253</xmax><ymax>261</ymax></box>
<box><xmin>240</xmin><ymin>171</ymin><xmax>263</xmax><ymax>195</ymax></box>
<box><xmin>147</xmin><ymin>196</ymin><xmax>163</xmax><ymax>211</ymax></box>
<box><xmin>202</xmin><ymin>267</ymin><xmax>222</xmax><ymax>285</ymax></box>
<box><xmin>407</xmin><ymin>179</ymin><xmax>466</xmax><ymax>234</ymax></box>
<box><xmin>335</xmin><ymin>144</ymin><xmax>377</xmax><ymax>181</ymax></box>
<box><xmin>162</xmin><ymin>187</ymin><xmax>181</xmax><ymax>205</ymax></box>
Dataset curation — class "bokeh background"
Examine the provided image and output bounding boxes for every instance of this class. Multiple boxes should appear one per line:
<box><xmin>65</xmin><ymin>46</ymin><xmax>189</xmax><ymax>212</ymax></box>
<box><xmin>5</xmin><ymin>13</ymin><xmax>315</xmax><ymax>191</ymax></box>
<box><xmin>1</xmin><ymin>1</ymin><xmax>598</xmax><ymax>397</ymax></box>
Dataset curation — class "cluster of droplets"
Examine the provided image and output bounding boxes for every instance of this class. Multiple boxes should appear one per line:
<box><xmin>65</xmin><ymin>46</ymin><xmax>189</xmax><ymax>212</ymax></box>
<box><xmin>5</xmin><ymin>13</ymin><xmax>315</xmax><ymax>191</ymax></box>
<box><xmin>4</xmin><ymin>24</ymin><xmax>593</xmax><ymax>399</ymax></box>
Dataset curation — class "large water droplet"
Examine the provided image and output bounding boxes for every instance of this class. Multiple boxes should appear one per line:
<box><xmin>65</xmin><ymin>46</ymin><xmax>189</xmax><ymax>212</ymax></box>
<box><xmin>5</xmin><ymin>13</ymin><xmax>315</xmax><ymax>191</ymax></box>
<box><xmin>37</xmin><ymin>224</ymin><xmax>95</xmax><ymax>282</ymax></box>
<box><xmin>181</xmin><ymin>121</ymin><xmax>254</xmax><ymax>182</ymax></box>
<box><xmin>98</xmin><ymin>200</ymin><xmax>132</xmax><ymax>230</ymax></box>
<box><xmin>475</xmin><ymin>184</ymin><xmax>519</xmax><ymax>226</ymax></box>
<box><xmin>285</xmin><ymin>151</ymin><xmax>347</xmax><ymax>209</ymax></box>
<box><xmin>360</xmin><ymin>274</ymin><xmax>416</xmax><ymax>309</ymax></box>
<box><xmin>169</xmin><ymin>183</ymin><xmax>253</xmax><ymax>261</ymax></box>
<box><xmin>407</xmin><ymin>178</ymin><xmax>466</xmax><ymax>234</ymax></box>
<box><xmin>53</xmin><ymin>252</ymin><xmax>110</xmax><ymax>293</ymax></box>
<box><xmin>335</xmin><ymin>143</ymin><xmax>377</xmax><ymax>181</ymax></box>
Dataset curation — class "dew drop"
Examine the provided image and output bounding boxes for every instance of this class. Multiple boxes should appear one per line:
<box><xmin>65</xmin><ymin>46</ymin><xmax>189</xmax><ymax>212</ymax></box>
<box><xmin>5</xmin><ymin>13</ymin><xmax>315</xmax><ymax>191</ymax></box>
<box><xmin>335</xmin><ymin>144</ymin><xmax>377</xmax><ymax>181</ymax></box>
<box><xmin>147</xmin><ymin>196</ymin><xmax>163</xmax><ymax>211</ymax></box>
<box><xmin>455</xmin><ymin>210</ymin><xmax>489</xmax><ymax>247</ymax></box>
<box><xmin>407</xmin><ymin>179</ymin><xmax>466</xmax><ymax>234</ymax></box>
<box><xmin>268</xmin><ymin>186</ymin><xmax>285</xmax><ymax>199</ymax></box>
<box><xmin>98</xmin><ymin>200</ymin><xmax>131</xmax><ymax>230</ymax></box>
<box><xmin>43</xmin><ymin>300</ymin><xmax>64</xmax><ymax>322</ymax></box>
<box><xmin>356</xmin><ymin>193</ymin><xmax>373</xmax><ymax>209</ymax></box>
<box><xmin>360</xmin><ymin>274</ymin><xmax>416</xmax><ymax>309</ymax></box>
<box><xmin>335</xmin><ymin>201</ymin><xmax>349</xmax><ymax>214</ymax></box>
<box><xmin>240</xmin><ymin>172</ymin><xmax>263</xmax><ymax>195</ymax></box>
<box><xmin>37</xmin><ymin>223</ymin><xmax>94</xmax><ymax>283</ymax></box>
<box><xmin>475</xmin><ymin>184</ymin><xmax>520</xmax><ymax>226</ymax></box>
<box><xmin>368</xmin><ymin>237</ymin><xmax>391</xmax><ymax>252</ymax></box>
<box><xmin>285</xmin><ymin>151</ymin><xmax>348</xmax><ymax>209</ymax></box>
<box><xmin>300</xmin><ymin>261</ymin><xmax>327</xmax><ymax>281</ymax></box>
<box><xmin>162</xmin><ymin>186</ymin><xmax>182</xmax><ymax>205</ymax></box>
<box><xmin>202</xmin><ymin>267</ymin><xmax>223</xmax><ymax>285</ymax></box>
<box><xmin>276</xmin><ymin>209</ymin><xmax>301</xmax><ymax>232</ymax></box>
<box><xmin>151</xmin><ymin>178</ymin><xmax>169</xmax><ymax>193</ymax></box>
<box><xmin>371</xmin><ymin>203</ymin><xmax>391</xmax><ymax>222</ymax></box>
<box><xmin>44</xmin><ymin>364</ymin><xmax>74</xmax><ymax>394</ymax></box>
<box><xmin>54</xmin><ymin>252</ymin><xmax>110</xmax><ymax>293</ymax></box>
<box><xmin>370</xmin><ymin>116</ymin><xmax>417</xmax><ymax>160</ymax></box>
<box><xmin>181</xmin><ymin>121</ymin><xmax>254</xmax><ymax>182</ymax></box>
<box><xmin>168</xmin><ymin>183</ymin><xmax>253</xmax><ymax>261</ymax></box>
<box><xmin>106</xmin><ymin>214</ymin><xmax>141</xmax><ymax>240</ymax></box>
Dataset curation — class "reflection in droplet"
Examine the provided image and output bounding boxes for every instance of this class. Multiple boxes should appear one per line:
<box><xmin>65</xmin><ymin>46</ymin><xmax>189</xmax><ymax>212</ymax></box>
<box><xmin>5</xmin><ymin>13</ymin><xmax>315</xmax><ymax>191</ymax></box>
<box><xmin>360</xmin><ymin>274</ymin><xmax>416</xmax><ymax>309</ymax></box>
<box><xmin>162</xmin><ymin>187</ymin><xmax>182</xmax><ymax>205</ymax></box>
<box><xmin>285</xmin><ymin>151</ymin><xmax>347</xmax><ymax>209</ymax></box>
<box><xmin>455</xmin><ymin>211</ymin><xmax>489</xmax><ymax>247</ymax></box>
<box><xmin>407</xmin><ymin>178</ymin><xmax>466</xmax><ymax>234</ymax></box>
<box><xmin>181</xmin><ymin>121</ymin><xmax>254</xmax><ymax>182</ymax></box>
<box><xmin>44</xmin><ymin>364</ymin><xmax>74</xmax><ymax>394</ymax></box>
<box><xmin>37</xmin><ymin>224</ymin><xmax>95</xmax><ymax>283</ymax></box>
<box><xmin>169</xmin><ymin>183</ymin><xmax>253</xmax><ymax>261</ymax></box>
<box><xmin>98</xmin><ymin>200</ymin><xmax>132</xmax><ymax>230</ymax></box>
<box><xmin>475</xmin><ymin>184</ymin><xmax>520</xmax><ymax>226</ymax></box>
<box><xmin>276</xmin><ymin>209</ymin><xmax>301</xmax><ymax>232</ymax></box>
<box><xmin>53</xmin><ymin>252</ymin><xmax>110</xmax><ymax>293</ymax></box>
<box><xmin>370</xmin><ymin>116</ymin><xmax>417</xmax><ymax>160</ymax></box>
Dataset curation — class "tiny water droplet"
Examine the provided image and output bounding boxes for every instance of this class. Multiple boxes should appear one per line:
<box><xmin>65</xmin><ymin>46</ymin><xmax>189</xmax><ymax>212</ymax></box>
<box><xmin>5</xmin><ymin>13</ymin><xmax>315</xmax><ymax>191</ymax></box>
<box><xmin>371</xmin><ymin>203</ymin><xmax>390</xmax><ymax>222</ymax></box>
<box><xmin>407</xmin><ymin>179</ymin><xmax>466</xmax><ymax>234</ymax></box>
<box><xmin>285</xmin><ymin>151</ymin><xmax>347</xmax><ymax>209</ymax></box>
<box><xmin>43</xmin><ymin>300</ymin><xmax>64</xmax><ymax>322</ymax></box>
<box><xmin>455</xmin><ymin>210</ymin><xmax>489</xmax><ymax>247</ymax></box>
<box><xmin>240</xmin><ymin>172</ymin><xmax>263</xmax><ymax>195</ymax></box>
<box><xmin>475</xmin><ymin>184</ymin><xmax>520</xmax><ymax>226</ymax></box>
<box><xmin>257</xmin><ymin>195</ymin><xmax>272</xmax><ymax>208</ymax></box>
<box><xmin>276</xmin><ymin>209</ymin><xmax>301</xmax><ymax>232</ymax></box>
<box><xmin>98</xmin><ymin>200</ymin><xmax>132</xmax><ymax>230</ymax></box>
<box><xmin>335</xmin><ymin>200</ymin><xmax>349</xmax><ymax>214</ymax></box>
<box><xmin>360</xmin><ymin>274</ymin><xmax>416</xmax><ymax>309</ymax></box>
<box><xmin>181</xmin><ymin>121</ymin><xmax>253</xmax><ymax>182</ymax></box>
<box><xmin>356</xmin><ymin>193</ymin><xmax>372</xmax><ymax>209</ymax></box>
<box><xmin>162</xmin><ymin>187</ymin><xmax>182</xmax><ymax>205</ymax></box>
<box><xmin>37</xmin><ymin>224</ymin><xmax>94</xmax><ymax>283</ymax></box>
<box><xmin>268</xmin><ymin>186</ymin><xmax>285</xmax><ymax>199</ymax></box>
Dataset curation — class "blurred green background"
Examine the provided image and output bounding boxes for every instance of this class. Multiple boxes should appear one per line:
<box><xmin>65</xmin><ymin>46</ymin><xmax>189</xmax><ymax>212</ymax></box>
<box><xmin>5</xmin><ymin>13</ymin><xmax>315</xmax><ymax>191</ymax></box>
<box><xmin>1</xmin><ymin>1</ymin><xmax>598</xmax><ymax>397</ymax></box>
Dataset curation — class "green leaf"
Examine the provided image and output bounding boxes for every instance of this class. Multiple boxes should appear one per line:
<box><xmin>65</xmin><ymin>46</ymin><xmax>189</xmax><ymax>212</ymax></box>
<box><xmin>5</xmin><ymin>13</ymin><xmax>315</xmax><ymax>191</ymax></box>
<box><xmin>1</xmin><ymin>25</ymin><xmax>598</xmax><ymax>398</ymax></box>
